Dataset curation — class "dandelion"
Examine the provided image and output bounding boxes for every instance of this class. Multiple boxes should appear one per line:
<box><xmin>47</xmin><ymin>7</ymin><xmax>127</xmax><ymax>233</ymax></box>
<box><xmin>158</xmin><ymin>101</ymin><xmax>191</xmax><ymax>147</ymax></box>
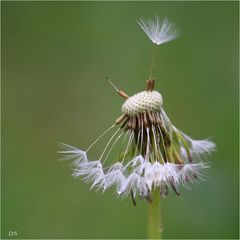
<box><xmin>59</xmin><ymin>16</ymin><xmax>215</xmax><ymax>238</ymax></box>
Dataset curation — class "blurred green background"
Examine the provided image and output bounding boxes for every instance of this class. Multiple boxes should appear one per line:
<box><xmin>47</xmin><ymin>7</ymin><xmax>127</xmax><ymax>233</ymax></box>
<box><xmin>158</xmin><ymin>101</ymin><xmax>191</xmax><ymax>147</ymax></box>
<box><xmin>2</xmin><ymin>1</ymin><xmax>239</xmax><ymax>239</ymax></box>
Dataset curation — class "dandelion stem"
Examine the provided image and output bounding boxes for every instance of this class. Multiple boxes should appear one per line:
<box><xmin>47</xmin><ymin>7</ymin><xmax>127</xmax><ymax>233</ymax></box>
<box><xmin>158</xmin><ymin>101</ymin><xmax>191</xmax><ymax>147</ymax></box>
<box><xmin>148</xmin><ymin>188</ymin><xmax>162</xmax><ymax>239</ymax></box>
<box><xmin>149</xmin><ymin>44</ymin><xmax>157</xmax><ymax>79</ymax></box>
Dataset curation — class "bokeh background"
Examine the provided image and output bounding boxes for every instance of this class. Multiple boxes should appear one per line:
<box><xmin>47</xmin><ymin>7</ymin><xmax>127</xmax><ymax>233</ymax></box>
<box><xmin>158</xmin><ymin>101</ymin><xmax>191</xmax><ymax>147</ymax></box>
<box><xmin>2</xmin><ymin>1</ymin><xmax>239</xmax><ymax>239</ymax></box>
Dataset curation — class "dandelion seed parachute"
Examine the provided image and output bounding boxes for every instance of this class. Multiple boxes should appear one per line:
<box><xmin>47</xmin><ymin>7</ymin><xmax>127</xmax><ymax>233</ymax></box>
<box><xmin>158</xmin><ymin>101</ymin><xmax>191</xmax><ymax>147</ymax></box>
<box><xmin>59</xmin><ymin>17</ymin><xmax>215</xmax><ymax>203</ymax></box>
<box><xmin>138</xmin><ymin>16</ymin><xmax>180</xmax><ymax>45</ymax></box>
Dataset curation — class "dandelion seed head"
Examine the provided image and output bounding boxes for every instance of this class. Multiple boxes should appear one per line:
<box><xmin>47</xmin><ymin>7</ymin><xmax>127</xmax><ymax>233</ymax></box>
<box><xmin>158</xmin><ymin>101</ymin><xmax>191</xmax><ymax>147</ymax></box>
<box><xmin>59</xmin><ymin>16</ymin><xmax>215</xmax><ymax>204</ymax></box>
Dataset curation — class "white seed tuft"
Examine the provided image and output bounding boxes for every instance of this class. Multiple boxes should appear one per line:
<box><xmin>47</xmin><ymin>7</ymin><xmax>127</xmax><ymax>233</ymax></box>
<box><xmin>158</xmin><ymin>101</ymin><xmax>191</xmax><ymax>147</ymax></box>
<box><xmin>138</xmin><ymin>16</ymin><xmax>180</xmax><ymax>45</ymax></box>
<box><xmin>180</xmin><ymin>162</ymin><xmax>209</xmax><ymax>188</ymax></box>
<box><xmin>58</xmin><ymin>143</ymin><xmax>88</xmax><ymax>166</ymax></box>
<box><xmin>118</xmin><ymin>172</ymin><xmax>148</xmax><ymax>197</ymax></box>
<box><xmin>191</xmin><ymin>140</ymin><xmax>216</xmax><ymax>157</ymax></box>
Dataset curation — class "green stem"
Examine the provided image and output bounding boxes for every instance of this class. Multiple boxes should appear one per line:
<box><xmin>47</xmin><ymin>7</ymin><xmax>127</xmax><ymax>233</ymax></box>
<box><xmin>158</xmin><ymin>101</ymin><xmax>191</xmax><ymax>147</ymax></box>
<box><xmin>148</xmin><ymin>189</ymin><xmax>162</xmax><ymax>239</ymax></box>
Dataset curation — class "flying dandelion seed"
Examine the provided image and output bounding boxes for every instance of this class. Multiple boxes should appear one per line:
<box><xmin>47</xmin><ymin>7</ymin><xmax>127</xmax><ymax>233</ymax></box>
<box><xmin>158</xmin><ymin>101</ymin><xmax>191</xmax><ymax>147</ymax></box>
<box><xmin>59</xmin><ymin>17</ymin><xmax>215</xmax><ymax>205</ymax></box>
